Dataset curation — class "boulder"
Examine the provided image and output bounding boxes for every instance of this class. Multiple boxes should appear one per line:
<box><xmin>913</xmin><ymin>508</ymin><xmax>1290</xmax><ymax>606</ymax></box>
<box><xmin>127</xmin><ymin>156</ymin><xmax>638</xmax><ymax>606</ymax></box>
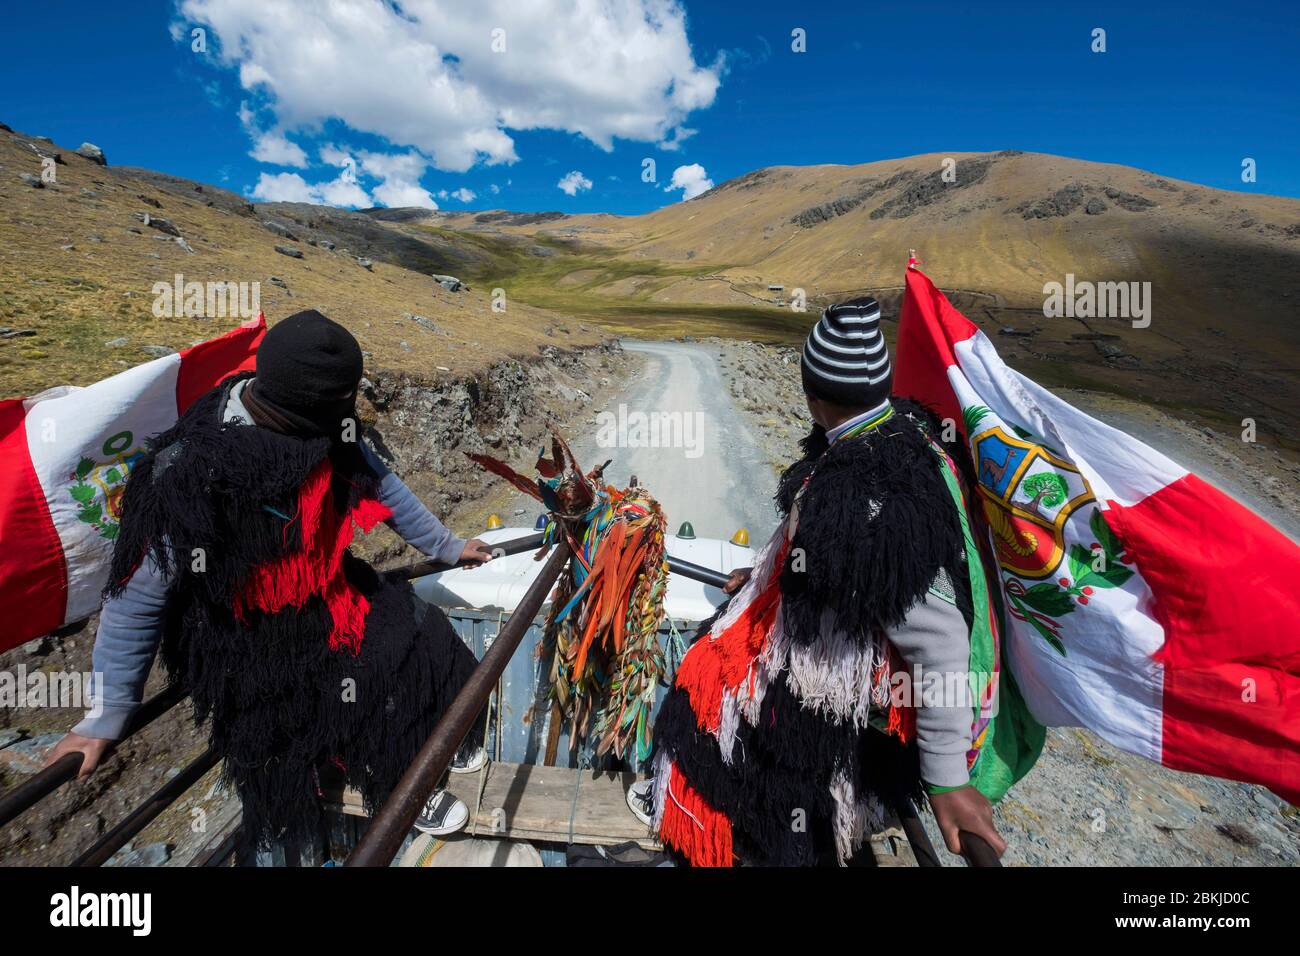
<box><xmin>430</xmin><ymin>273</ymin><xmax>467</xmax><ymax>292</ymax></box>
<box><xmin>134</xmin><ymin>212</ymin><xmax>181</xmax><ymax>237</ymax></box>
<box><xmin>357</xmin><ymin>257</ymin><xmax>374</xmax><ymax>271</ymax></box>
<box><xmin>18</xmin><ymin>173</ymin><xmax>43</xmax><ymax>189</ymax></box>
<box><xmin>260</xmin><ymin>219</ymin><xmax>298</xmax><ymax>241</ymax></box>
<box><xmin>76</xmin><ymin>142</ymin><xmax>107</xmax><ymax>165</ymax></box>
<box><xmin>275</xmin><ymin>244</ymin><xmax>304</xmax><ymax>259</ymax></box>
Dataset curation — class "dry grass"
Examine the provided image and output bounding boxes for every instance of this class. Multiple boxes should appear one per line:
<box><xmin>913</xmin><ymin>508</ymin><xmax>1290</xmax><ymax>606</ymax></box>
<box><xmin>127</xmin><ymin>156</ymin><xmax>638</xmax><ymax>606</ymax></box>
<box><xmin>439</xmin><ymin>150</ymin><xmax>1300</xmax><ymax>449</ymax></box>
<box><xmin>0</xmin><ymin>130</ymin><xmax>600</xmax><ymax>398</ymax></box>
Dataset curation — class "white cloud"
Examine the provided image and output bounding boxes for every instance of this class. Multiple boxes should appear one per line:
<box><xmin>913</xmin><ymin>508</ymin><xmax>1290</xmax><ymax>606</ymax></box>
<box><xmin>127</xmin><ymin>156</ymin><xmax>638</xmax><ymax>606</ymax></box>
<box><xmin>489</xmin><ymin>183</ymin><xmax>500</xmax><ymax>194</ymax></box>
<box><xmin>557</xmin><ymin>170</ymin><xmax>593</xmax><ymax>196</ymax></box>
<box><xmin>239</xmin><ymin>101</ymin><xmax>308</xmax><ymax>167</ymax></box>
<box><xmin>249</xmin><ymin>130</ymin><xmax>309</xmax><ymax>167</ymax></box>
<box><xmin>372</xmin><ymin>179</ymin><xmax>438</xmax><ymax>209</ymax></box>
<box><xmin>320</xmin><ymin>144</ymin><xmax>438</xmax><ymax>208</ymax></box>
<box><xmin>250</xmin><ymin>170</ymin><xmax>371</xmax><ymax>208</ymax></box>
<box><xmin>179</xmin><ymin>0</ymin><xmax>721</xmax><ymax>172</ymax></box>
<box><xmin>657</xmin><ymin>126</ymin><xmax>696</xmax><ymax>151</ymax></box>
<box><xmin>664</xmin><ymin>163</ymin><xmax>713</xmax><ymax>201</ymax></box>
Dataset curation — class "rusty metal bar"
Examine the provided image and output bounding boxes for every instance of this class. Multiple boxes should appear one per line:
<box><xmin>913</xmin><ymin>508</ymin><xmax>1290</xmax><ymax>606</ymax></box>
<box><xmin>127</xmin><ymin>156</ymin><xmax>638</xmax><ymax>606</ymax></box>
<box><xmin>346</xmin><ymin>538</ymin><xmax>573</xmax><ymax>867</ymax></box>
<box><xmin>895</xmin><ymin>798</ymin><xmax>942</xmax><ymax>867</ymax></box>
<box><xmin>392</xmin><ymin>530</ymin><xmax>547</xmax><ymax>579</ymax></box>
<box><xmin>666</xmin><ymin>554</ymin><xmax>732</xmax><ymax>590</ymax></box>
<box><xmin>0</xmin><ymin>683</ymin><xmax>187</xmax><ymax>829</ymax></box>
<box><xmin>393</xmin><ymin>530</ymin><xmax>735</xmax><ymax>590</ymax></box>
<box><xmin>958</xmin><ymin>831</ymin><xmax>1003</xmax><ymax>868</ymax></box>
<box><xmin>71</xmin><ymin>746</ymin><xmax>220</xmax><ymax>867</ymax></box>
<box><xmin>894</xmin><ymin>795</ymin><xmax>1003</xmax><ymax>868</ymax></box>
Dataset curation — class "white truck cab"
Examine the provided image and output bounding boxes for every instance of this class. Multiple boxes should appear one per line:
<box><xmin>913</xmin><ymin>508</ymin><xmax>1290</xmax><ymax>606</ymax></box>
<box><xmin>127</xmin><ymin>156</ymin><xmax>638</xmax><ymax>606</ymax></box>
<box><xmin>411</xmin><ymin>522</ymin><xmax>756</xmax><ymax>622</ymax></box>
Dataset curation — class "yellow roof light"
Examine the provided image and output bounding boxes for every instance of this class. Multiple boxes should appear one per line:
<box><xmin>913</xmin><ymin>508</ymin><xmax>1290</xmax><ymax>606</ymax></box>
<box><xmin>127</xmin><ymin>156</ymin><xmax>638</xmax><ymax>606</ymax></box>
<box><xmin>486</xmin><ymin>513</ymin><xmax>503</xmax><ymax>530</ymax></box>
<box><xmin>731</xmin><ymin>528</ymin><xmax>750</xmax><ymax>547</ymax></box>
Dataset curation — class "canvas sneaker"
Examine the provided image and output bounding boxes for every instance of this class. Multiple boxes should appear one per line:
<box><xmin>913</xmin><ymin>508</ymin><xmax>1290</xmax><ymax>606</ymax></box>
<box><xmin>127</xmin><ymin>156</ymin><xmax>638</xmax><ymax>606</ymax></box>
<box><xmin>449</xmin><ymin>746</ymin><xmax>487</xmax><ymax>774</ymax></box>
<box><xmin>414</xmin><ymin>789</ymin><xmax>469</xmax><ymax>836</ymax></box>
<box><xmin>626</xmin><ymin>778</ymin><xmax>655</xmax><ymax>827</ymax></box>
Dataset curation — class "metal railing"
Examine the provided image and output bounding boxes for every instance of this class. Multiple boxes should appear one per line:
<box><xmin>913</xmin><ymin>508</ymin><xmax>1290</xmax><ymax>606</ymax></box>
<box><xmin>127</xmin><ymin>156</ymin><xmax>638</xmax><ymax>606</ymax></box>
<box><xmin>0</xmin><ymin>683</ymin><xmax>188</xmax><ymax>829</ymax></box>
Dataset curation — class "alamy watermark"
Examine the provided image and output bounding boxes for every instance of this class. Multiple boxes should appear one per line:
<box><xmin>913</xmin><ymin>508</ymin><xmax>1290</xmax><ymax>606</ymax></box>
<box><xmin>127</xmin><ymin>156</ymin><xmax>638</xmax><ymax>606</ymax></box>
<box><xmin>595</xmin><ymin>403</ymin><xmax>705</xmax><ymax>459</ymax></box>
<box><xmin>0</xmin><ymin>665</ymin><xmax>102</xmax><ymax>716</ymax></box>
<box><xmin>152</xmin><ymin>273</ymin><xmax>260</xmax><ymax>319</ymax></box>
<box><xmin>1043</xmin><ymin>273</ymin><xmax>1151</xmax><ymax>328</ymax></box>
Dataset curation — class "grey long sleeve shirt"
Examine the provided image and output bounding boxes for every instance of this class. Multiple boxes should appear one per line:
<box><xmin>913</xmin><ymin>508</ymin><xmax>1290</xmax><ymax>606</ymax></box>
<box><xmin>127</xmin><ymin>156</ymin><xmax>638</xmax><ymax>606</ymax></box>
<box><xmin>74</xmin><ymin>384</ymin><xmax>465</xmax><ymax>740</ymax></box>
<box><xmin>884</xmin><ymin>568</ymin><xmax>974</xmax><ymax>789</ymax></box>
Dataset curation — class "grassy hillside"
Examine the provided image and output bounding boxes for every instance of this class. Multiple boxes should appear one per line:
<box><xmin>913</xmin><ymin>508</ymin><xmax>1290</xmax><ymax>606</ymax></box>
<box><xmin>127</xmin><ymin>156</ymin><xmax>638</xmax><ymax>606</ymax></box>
<box><xmin>0</xmin><ymin>126</ymin><xmax>601</xmax><ymax>398</ymax></box>
<box><xmin>4</xmin><ymin>127</ymin><xmax>1297</xmax><ymax>449</ymax></box>
<box><xmin>437</xmin><ymin>150</ymin><xmax>1300</xmax><ymax>447</ymax></box>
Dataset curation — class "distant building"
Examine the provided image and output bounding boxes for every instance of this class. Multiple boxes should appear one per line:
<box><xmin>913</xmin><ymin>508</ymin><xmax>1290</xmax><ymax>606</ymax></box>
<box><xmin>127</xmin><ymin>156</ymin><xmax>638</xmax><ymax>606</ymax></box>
<box><xmin>767</xmin><ymin>283</ymin><xmax>784</xmax><ymax>291</ymax></box>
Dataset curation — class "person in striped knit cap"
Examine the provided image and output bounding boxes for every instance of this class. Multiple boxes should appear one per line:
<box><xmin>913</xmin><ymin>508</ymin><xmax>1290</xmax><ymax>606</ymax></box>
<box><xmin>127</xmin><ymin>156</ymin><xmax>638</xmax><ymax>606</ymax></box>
<box><xmin>642</xmin><ymin>297</ymin><xmax>1012</xmax><ymax>866</ymax></box>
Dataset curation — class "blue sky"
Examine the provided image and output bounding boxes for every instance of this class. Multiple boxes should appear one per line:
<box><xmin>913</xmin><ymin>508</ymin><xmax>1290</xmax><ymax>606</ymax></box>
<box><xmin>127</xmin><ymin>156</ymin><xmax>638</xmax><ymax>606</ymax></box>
<box><xmin>2</xmin><ymin>1</ymin><xmax>1296</xmax><ymax>213</ymax></box>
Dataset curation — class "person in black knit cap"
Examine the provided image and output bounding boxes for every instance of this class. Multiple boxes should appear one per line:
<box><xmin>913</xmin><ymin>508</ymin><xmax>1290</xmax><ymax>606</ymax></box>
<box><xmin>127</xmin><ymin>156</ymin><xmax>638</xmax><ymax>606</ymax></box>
<box><xmin>50</xmin><ymin>310</ymin><xmax>492</xmax><ymax>850</ymax></box>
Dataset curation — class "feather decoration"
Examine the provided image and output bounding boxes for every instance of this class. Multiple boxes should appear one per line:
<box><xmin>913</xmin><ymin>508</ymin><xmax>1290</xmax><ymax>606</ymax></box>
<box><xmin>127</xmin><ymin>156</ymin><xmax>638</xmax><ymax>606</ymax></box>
<box><xmin>467</xmin><ymin>428</ymin><xmax>670</xmax><ymax>764</ymax></box>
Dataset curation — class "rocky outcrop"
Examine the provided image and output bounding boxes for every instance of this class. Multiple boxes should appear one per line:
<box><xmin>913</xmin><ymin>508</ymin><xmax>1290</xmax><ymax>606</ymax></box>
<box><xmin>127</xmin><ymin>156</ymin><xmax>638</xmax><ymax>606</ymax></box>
<box><xmin>1012</xmin><ymin>183</ymin><xmax>1157</xmax><ymax>219</ymax></box>
<box><xmin>359</xmin><ymin>342</ymin><xmax>626</xmax><ymax>544</ymax></box>
<box><xmin>792</xmin><ymin>170</ymin><xmax>916</xmax><ymax>228</ymax></box>
<box><xmin>430</xmin><ymin>274</ymin><xmax>467</xmax><ymax>292</ymax></box>
<box><xmin>1013</xmin><ymin>182</ymin><xmax>1086</xmax><ymax>219</ymax></box>
<box><xmin>869</xmin><ymin>158</ymin><xmax>994</xmax><ymax>220</ymax></box>
<box><xmin>75</xmin><ymin>143</ymin><xmax>107</xmax><ymax>166</ymax></box>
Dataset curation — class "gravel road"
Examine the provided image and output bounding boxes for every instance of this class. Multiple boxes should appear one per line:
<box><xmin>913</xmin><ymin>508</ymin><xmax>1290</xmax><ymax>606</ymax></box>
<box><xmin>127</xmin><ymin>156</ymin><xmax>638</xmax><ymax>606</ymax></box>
<box><xmin>497</xmin><ymin>340</ymin><xmax>782</xmax><ymax>546</ymax></box>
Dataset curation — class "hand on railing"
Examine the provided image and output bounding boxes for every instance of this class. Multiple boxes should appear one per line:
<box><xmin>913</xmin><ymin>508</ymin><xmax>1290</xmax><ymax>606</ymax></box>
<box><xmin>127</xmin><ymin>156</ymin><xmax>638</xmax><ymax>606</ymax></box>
<box><xmin>458</xmin><ymin>538</ymin><xmax>494</xmax><ymax>566</ymax></box>
<box><xmin>722</xmin><ymin>567</ymin><xmax>752</xmax><ymax>594</ymax></box>
<box><xmin>928</xmin><ymin>786</ymin><xmax>1007</xmax><ymax>859</ymax></box>
<box><xmin>43</xmin><ymin>732</ymin><xmax>112</xmax><ymax>779</ymax></box>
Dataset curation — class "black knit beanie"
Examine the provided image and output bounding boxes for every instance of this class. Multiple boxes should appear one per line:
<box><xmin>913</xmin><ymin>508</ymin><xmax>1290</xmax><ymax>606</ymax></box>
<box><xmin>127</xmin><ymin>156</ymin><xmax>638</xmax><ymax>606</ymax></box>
<box><xmin>799</xmin><ymin>297</ymin><xmax>892</xmax><ymax>409</ymax></box>
<box><xmin>250</xmin><ymin>309</ymin><xmax>363</xmax><ymax>437</ymax></box>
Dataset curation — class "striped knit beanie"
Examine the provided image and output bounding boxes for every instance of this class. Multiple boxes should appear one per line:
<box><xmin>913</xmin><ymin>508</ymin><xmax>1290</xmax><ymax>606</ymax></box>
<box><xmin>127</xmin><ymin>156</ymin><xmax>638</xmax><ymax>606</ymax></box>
<box><xmin>799</xmin><ymin>296</ymin><xmax>892</xmax><ymax>408</ymax></box>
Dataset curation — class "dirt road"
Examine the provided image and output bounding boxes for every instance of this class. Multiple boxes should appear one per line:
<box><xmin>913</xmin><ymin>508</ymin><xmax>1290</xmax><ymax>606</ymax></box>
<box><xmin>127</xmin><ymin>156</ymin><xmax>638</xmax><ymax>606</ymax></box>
<box><xmin>500</xmin><ymin>340</ymin><xmax>782</xmax><ymax>547</ymax></box>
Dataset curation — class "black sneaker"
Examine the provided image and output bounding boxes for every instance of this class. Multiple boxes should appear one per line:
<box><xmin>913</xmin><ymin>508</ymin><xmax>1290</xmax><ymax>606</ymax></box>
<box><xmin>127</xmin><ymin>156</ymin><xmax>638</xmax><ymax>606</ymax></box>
<box><xmin>449</xmin><ymin>746</ymin><xmax>487</xmax><ymax>774</ymax></box>
<box><xmin>414</xmin><ymin>790</ymin><xmax>469</xmax><ymax>836</ymax></box>
<box><xmin>626</xmin><ymin>779</ymin><xmax>654</xmax><ymax>827</ymax></box>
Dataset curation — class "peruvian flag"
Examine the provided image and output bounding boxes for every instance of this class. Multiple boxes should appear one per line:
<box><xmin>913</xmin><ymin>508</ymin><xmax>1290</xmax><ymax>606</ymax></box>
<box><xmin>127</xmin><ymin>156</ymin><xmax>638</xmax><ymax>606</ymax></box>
<box><xmin>0</xmin><ymin>316</ymin><xmax>265</xmax><ymax>653</ymax></box>
<box><xmin>894</xmin><ymin>266</ymin><xmax>1300</xmax><ymax>804</ymax></box>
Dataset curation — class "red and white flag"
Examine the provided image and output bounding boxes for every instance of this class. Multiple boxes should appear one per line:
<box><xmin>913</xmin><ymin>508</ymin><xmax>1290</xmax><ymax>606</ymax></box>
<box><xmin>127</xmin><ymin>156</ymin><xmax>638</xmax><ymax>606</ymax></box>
<box><xmin>894</xmin><ymin>267</ymin><xmax>1300</xmax><ymax>803</ymax></box>
<box><xmin>0</xmin><ymin>316</ymin><xmax>265</xmax><ymax>653</ymax></box>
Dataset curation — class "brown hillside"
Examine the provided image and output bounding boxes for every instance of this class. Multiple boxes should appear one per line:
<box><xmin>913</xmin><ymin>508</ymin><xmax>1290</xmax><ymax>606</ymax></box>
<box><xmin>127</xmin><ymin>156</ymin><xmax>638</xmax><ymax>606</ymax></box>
<box><xmin>0</xmin><ymin>126</ymin><xmax>599</xmax><ymax>398</ymax></box>
<box><xmin>441</xmin><ymin>150</ymin><xmax>1300</xmax><ymax>447</ymax></box>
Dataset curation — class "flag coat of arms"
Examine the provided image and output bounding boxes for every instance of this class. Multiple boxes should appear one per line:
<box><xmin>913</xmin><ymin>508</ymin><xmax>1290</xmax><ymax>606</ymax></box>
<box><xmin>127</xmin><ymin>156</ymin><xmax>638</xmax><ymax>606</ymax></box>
<box><xmin>0</xmin><ymin>317</ymin><xmax>265</xmax><ymax>653</ymax></box>
<box><xmin>894</xmin><ymin>266</ymin><xmax>1300</xmax><ymax>803</ymax></box>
